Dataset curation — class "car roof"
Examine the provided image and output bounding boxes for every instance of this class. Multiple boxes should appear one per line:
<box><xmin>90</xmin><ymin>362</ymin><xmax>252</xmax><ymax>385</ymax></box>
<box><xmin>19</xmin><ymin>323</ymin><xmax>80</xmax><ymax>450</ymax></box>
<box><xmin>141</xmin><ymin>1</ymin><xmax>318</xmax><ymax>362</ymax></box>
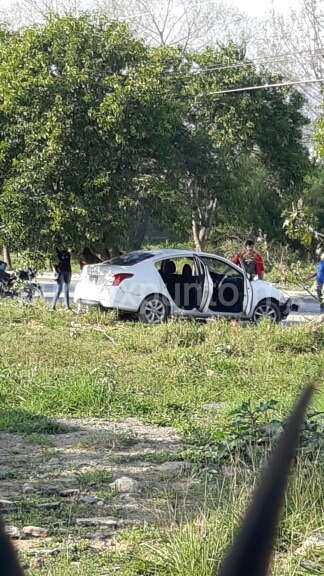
<box><xmin>147</xmin><ymin>248</ymin><xmax>229</xmax><ymax>260</ymax></box>
<box><xmin>92</xmin><ymin>249</ymin><xmax>234</xmax><ymax>268</ymax></box>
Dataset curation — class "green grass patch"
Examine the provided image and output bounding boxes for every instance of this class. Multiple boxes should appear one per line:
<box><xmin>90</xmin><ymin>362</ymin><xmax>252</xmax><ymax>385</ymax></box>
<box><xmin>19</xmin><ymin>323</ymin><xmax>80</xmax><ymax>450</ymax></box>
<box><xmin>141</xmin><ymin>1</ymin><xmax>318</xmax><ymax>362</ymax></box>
<box><xmin>1</xmin><ymin>301</ymin><xmax>323</xmax><ymax>439</ymax></box>
<box><xmin>1</xmin><ymin>300</ymin><xmax>324</xmax><ymax>574</ymax></box>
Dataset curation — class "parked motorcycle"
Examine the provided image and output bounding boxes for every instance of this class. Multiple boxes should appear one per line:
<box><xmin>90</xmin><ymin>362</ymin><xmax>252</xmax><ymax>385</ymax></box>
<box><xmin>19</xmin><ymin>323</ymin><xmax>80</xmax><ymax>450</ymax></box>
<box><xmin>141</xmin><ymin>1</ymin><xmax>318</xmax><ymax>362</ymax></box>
<box><xmin>0</xmin><ymin>261</ymin><xmax>44</xmax><ymax>303</ymax></box>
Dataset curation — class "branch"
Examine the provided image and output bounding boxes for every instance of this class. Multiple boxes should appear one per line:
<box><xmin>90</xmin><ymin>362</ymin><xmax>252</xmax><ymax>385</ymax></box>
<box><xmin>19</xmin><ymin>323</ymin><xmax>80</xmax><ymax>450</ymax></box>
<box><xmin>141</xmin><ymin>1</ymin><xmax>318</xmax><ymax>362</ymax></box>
<box><xmin>91</xmin><ymin>327</ymin><xmax>117</xmax><ymax>345</ymax></box>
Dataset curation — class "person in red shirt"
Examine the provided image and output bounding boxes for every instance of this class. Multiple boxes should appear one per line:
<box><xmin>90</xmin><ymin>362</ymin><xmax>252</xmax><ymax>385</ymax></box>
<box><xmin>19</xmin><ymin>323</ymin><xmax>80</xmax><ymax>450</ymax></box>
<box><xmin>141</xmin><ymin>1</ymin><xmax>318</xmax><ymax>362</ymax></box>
<box><xmin>233</xmin><ymin>239</ymin><xmax>264</xmax><ymax>280</ymax></box>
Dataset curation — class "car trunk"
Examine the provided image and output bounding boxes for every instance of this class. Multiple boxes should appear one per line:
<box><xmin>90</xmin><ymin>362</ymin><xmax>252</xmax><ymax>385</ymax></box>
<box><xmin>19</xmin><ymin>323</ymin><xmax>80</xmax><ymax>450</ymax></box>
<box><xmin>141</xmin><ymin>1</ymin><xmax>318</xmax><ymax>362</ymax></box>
<box><xmin>82</xmin><ymin>263</ymin><xmax>133</xmax><ymax>289</ymax></box>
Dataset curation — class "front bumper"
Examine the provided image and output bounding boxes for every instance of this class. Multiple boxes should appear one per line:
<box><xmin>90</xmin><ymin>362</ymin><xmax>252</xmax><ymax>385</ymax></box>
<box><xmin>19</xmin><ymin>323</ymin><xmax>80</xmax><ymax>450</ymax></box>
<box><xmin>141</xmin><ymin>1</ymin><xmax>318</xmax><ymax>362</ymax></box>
<box><xmin>280</xmin><ymin>298</ymin><xmax>299</xmax><ymax>319</ymax></box>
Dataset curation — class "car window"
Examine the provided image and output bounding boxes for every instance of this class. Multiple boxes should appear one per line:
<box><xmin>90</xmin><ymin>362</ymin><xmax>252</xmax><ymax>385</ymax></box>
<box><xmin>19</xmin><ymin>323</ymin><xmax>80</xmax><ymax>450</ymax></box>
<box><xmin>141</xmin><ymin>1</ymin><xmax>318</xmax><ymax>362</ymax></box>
<box><xmin>107</xmin><ymin>251</ymin><xmax>154</xmax><ymax>266</ymax></box>
<box><xmin>155</xmin><ymin>257</ymin><xmax>195</xmax><ymax>275</ymax></box>
<box><xmin>201</xmin><ymin>257</ymin><xmax>241</xmax><ymax>277</ymax></box>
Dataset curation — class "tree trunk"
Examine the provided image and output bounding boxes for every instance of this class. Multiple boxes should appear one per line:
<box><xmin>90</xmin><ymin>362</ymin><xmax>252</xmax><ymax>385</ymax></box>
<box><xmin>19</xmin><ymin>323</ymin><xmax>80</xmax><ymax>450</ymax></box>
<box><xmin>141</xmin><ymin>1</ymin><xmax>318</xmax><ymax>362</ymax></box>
<box><xmin>107</xmin><ymin>246</ymin><xmax>120</xmax><ymax>258</ymax></box>
<box><xmin>87</xmin><ymin>245</ymin><xmax>120</xmax><ymax>262</ymax></box>
<box><xmin>1</xmin><ymin>246</ymin><xmax>12</xmax><ymax>270</ymax></box>
<box><xmin>188</xmin><ymin>176</ymin><xmax>217</xmax><ymax>252</ymax></box>
<box><xmin>127</xmin><ymin>199</ymin><xmax>150</xmax><ymax>251</ymax></box>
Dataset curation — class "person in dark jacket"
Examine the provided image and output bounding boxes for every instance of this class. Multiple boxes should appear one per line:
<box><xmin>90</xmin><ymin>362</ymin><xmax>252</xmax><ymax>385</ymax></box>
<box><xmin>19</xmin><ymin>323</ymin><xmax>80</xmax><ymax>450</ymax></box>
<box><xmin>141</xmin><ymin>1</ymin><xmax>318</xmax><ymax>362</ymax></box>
<box><xmin>50</xmin><ymin>248</ymin><xmax>76</xmax><ymax>312</ymax></box>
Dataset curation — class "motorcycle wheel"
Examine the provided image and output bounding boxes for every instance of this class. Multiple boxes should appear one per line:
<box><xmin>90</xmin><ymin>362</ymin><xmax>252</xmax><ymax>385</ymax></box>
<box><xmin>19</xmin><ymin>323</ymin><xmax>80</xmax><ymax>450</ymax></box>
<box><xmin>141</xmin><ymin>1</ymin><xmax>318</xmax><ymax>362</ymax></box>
<box><xmin>18</xmin><ymin>284</ymin><xmax>44</xmax><ymax>304</ymax></box>
<box><xmin>32</xmin><ymin>285</ymin><xmax>44</xmax><ymax>302</ymax></box>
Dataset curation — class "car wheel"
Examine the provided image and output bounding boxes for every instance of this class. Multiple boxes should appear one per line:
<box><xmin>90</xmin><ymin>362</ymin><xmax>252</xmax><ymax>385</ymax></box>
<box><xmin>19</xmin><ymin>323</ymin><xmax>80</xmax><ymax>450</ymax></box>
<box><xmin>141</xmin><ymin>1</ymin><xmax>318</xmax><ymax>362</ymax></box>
<box><xmin>138</xmin><ymin>295</ymin><xmax>169</xmax><ymax>324</ymax></box>
<box><xmin>253</xmin><ymin>300</ymin><xmax>281</xmax><ymax>325</ymax></box>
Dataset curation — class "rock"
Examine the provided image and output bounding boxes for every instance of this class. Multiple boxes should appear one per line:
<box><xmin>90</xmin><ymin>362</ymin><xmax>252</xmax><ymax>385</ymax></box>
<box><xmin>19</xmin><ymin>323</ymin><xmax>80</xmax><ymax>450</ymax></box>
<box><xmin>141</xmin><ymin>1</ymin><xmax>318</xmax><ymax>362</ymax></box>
<box><xmin>91</xmin><ymin>531</ymin><xmax>111</xmax><ymax>540</ymax></box>
<box><xmin>79</xmin><ymin>495</ymin><xmax>97</xmax><ymax>505</ymax></box>
<box><xmin>36</xmin><ymin>502</ymin><xmax>60</xmax><ymax>511</ymax></box>
<box><xmin>206</xmin><ymin>370</ymin><xmax>216</xmax><ymax>377</ymax></box>
<box><xmin>30</xmin><ymin>548</ymin><xmax>60</xmax><ymax>557</ymax></box>
<box><xmin>41</xmin><ymin>484</ymin><xmax>57</xmax><ymax>494</ymax></box>
<box><xmin>203</xmin><ymin>402</ymin><xmax>223</xmax><ymax>412</ymax></box>
<box><xmin>5</xmin><ymin>525</ymin><xmax>22</xmax><ymax>539</ymax></box>
<box><xmin>49</xmin><ymin>458</ymin><xmax>60</xmax><ymax>465</ymax></box>
<box><xmin>97</xmin><ymin>500</ymin><xmax>105</xmax><ymax>507</ymax></box>
<box><xmin>23</xmin><ymin>526</ymin><xmax>50</xmax><ymax>538</ymax></box>
<box><xmin>153</xmin><ymin>462</ymin><xmax>187</xmax><ymax>476</ymax></box>
<box><xmin>0</xmin><ymin>499</ymin><xmax>13</xmax><ymax>508</ymax></box>
<box><xmin>0</xmin><ymin>470</ymin><xmax>8</xmax><ymax>479</ymax></box>
<box><xmin>76</xmin><ymin>517</ymin><xmax>117</xmax><ymax>528</ymax></box>
<box><xmin>109</xmin><ymin>477</ymin><xmax>139</xmax><ymax>493</ymax></box>
<box><xmin>23</xmin><ymin>483</ymin><xmax>35</xmax><ymax>495</ymax></box>
<box><xmin>295</xmin><ymin>534</ymin><xmax>324</xmax><ymax>556</ymax></box>
<box><xmin>60</xmin><ymin>489</ymin><xmax>80</xmax><ymax>498</ymax></box>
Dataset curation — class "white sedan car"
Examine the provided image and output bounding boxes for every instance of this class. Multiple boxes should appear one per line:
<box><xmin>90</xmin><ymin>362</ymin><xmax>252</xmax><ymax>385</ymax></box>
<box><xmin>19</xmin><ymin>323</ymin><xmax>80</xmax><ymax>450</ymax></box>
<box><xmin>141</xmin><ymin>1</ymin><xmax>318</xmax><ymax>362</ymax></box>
<box><xmin>74</xmin><ymin>249</ymin><xmax>297</xmax><ymax>324</ymax></box>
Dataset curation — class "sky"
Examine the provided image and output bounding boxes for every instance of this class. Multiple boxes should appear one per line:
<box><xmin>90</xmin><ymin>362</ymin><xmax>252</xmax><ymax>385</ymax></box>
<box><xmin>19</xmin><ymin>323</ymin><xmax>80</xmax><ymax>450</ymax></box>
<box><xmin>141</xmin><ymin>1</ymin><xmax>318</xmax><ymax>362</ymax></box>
<box><xmin>0</xmin><ymin>0</ymin><xmax>301</xmax><ymax>14</ymax></box>
<box><xmin>230</xmin><ymin>0</ymin><xmax>299</xmax><ymax>16</ymax></box>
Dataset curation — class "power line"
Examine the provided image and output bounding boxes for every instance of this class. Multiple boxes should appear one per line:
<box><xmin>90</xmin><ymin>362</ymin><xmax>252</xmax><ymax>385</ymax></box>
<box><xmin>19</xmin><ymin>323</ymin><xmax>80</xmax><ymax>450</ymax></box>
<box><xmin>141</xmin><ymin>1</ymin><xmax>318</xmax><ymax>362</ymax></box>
<box><xmin>196</xmin><ymin>77</ymin><xmax>324</xmax><ymax>96</ymax></box>
<box><xmin>104</xmin><ymin>2</ymin><xmax>324</xmax><ymax>81</ymax></box>
<box><xmin>165</xmin><ymin>49</ymin><xmax>324</xmax><ymax>77</ymax></box>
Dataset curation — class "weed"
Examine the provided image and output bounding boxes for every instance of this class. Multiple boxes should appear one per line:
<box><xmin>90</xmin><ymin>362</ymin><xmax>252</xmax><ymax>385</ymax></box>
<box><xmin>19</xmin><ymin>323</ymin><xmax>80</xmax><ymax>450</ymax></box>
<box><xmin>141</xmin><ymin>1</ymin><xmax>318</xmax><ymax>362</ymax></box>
<box><xmin>75</xmin><ymin>469</ymin><xmax>113</xmax><ymax>488</ymax></box>
<box><xmin>26</xmin><ymin>433</ymin><xmax>53</xmax><ymax>446</ymax></box>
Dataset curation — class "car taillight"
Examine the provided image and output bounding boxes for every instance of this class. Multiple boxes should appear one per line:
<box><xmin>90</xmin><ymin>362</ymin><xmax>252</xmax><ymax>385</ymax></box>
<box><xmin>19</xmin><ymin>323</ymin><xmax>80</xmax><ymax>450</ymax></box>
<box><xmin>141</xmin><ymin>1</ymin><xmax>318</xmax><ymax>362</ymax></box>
<box><xmin>112</xmin><ymin>273</ymin><xmax>134</xmax><ymax>286</ymax></box>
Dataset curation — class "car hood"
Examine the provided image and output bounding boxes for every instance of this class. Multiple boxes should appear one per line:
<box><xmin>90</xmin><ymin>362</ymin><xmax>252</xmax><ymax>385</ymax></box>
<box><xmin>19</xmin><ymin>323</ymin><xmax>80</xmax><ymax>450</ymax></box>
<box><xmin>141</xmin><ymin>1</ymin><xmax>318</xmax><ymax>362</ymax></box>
<box><xmin>252</xmin><ymin>279</ymin><xmax>287</xmax><ymax>301</ymax></box>
<box><xmin>255</xmin><ymin>280</ymin><xmax>274</xmax><ymax>288</ymax></box>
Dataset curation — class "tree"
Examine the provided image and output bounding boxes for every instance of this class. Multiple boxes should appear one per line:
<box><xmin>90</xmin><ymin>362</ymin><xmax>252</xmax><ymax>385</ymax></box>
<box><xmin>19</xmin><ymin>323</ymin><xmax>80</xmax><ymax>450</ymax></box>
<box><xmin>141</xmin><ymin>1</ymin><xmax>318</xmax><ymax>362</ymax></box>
<box><xmin>282</xmin><ymin>198</ymin><xmax>323</xmax><ymax>253</ymax></box>
<box><xmin>0</xmin><ymin>15</ymin><xmax>311</xmax><ymax>260</ymax></box>
<box><xmin>0</xmin><ymin>0</ymin><xmax>83</xmax><ymax>28</ymax></box>
<box><xmin>95</xmin><ymin>0</ymin><xmax>256</xmax><ymax>52</ymax></box>
<box><xmin>0</xmin><ymin>0</ymin><xmax>258</xmax><ymax>51</ymax></box>
<box><xmin>254</xmin><ymin>0</ymin><xmax>324</xmax><ymax>126</ymax></box>
<box><xmin>0</xmin><ymin>15</ymin><xmax>188</xmax><ymax>259</ymax></box>
<box><xmin>172</xmin><ymin>46</ymin><xmax>310</xmax><ymax>251</ymax></box>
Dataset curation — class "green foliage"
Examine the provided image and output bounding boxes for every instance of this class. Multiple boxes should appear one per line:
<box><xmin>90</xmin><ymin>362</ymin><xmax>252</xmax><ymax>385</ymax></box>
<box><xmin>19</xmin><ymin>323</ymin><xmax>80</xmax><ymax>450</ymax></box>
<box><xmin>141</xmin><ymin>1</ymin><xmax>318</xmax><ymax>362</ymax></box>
<box><xmin>0</xmin><ymin>16</ymin><xmax>186</xmax><ymax>256</ymax></box>
<box><xmin>202</xmin><ymin>400</ymin><xmax>324</xmax><ymax>468</ymax></box>
<box><xmin>0</xmin><ymin>15</ymin><xmax>310</xmax><ymax>260</ymax></box>
<box><xmin>303</xmin><ymin>163</ymin><xmax>324</xmax><ymax>231</ymax></box>
<box><xmin>216</xmin><ymin>156</ymin><xmax>296</xmax><ymax>241</ymax></box>
<box><xmin>283</xmin><ymin>199</ymin><xmax>319</xmax><ymax>246</ymax></box>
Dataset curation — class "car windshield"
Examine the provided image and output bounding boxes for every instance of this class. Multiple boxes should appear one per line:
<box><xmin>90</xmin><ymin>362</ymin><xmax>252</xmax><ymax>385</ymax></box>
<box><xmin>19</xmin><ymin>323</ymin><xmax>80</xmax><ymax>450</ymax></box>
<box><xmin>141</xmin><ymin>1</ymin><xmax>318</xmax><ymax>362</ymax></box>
<box><xmin>107</xmin><ymin>251</ymin><xmax>154</xmax><ymax>266</ymax></box>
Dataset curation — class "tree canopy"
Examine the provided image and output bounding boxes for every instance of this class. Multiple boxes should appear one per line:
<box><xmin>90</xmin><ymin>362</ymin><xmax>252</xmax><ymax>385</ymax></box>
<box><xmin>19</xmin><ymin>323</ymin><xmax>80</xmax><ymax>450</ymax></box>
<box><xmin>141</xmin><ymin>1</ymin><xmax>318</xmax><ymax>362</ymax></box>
<box><xmin>0</xmin><ymin>13</ymin><xmax>311</xmax><ymax>261</ymax></box>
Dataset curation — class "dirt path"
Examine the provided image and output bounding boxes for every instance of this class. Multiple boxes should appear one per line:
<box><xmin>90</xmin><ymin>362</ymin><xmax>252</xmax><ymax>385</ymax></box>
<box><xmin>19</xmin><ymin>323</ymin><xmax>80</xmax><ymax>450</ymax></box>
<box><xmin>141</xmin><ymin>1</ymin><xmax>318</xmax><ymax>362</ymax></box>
<box><xmin>0</xmin><ymin>418</ymin><xmax>195</xmax><ymax>566</ymax></box>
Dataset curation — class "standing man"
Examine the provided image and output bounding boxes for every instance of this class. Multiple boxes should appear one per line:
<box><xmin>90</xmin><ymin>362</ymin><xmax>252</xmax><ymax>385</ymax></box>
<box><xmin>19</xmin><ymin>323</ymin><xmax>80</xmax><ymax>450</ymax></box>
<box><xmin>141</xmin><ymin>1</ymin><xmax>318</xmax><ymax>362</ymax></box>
<box><xmin>233</xmin><ymin>239</ymin><xmax>265</xmax><ymax>280</ymax></box>
<box><xmin>50</xmin><ymin>247</ymin><xmax>75</xmax><ymax>312</ymax></box>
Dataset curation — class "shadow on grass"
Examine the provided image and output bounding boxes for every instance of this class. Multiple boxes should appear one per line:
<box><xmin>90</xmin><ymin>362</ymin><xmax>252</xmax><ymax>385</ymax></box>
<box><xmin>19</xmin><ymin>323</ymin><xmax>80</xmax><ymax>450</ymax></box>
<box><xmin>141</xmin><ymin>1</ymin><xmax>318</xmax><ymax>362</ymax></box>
<box><xmin>0</xmin><ymin>407</ymin><xmax>73</xmax><ymax>434</ymax></box>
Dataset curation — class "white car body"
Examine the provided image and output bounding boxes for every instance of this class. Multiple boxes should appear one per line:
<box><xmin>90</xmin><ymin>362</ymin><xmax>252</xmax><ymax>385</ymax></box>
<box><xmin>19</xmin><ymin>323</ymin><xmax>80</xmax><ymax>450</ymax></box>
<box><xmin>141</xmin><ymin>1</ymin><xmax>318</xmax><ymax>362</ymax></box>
<box><xmin>74</xmin><ymin>249</ymin><xmax>296</xmax><ymax>323</ymax></box>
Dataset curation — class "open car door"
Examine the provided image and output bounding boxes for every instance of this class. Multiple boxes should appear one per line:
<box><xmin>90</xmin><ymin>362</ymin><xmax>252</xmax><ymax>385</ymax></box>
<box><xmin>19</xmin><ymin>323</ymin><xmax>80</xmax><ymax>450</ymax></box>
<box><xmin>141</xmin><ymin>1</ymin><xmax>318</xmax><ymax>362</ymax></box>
<box><xmin>239</xmin><ymin>256</ymin><xmax>253</xmax><ymax>317</ymax></box>
<box><xmin>193</xmin><ymin>256</ymin><xmax>213</xmax><ymax>313</ymax></box>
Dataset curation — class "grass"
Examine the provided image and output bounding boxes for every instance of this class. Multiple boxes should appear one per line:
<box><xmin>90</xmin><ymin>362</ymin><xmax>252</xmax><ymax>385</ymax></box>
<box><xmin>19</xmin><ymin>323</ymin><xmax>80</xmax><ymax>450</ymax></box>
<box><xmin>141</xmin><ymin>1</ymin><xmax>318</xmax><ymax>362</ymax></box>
<box><xmin>1</xmin><ymin>299</ymin><xmax>324</xmax><ymax>574</ymax></box>
<box><xmin>15</xmin><ymin>465</ymin><xmax>324</xmax><ymax>575</ymax></box>
<box><xmin>1</xmin><ymin>300</ymin><xmax>323</xmax><ymax>436</ymax></box>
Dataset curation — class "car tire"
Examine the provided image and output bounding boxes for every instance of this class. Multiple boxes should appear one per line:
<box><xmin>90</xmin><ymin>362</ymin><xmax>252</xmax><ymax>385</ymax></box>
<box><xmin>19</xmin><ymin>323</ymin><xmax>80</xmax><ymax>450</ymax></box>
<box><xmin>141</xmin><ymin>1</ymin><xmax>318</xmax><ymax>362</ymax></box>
<box><xmin>138</xmin><ymin>295</ymin><xmax>169</xmax><ymax>324</ymax></box>
<box><xmin>252</xmin><ymin>300</ymin><xmax>281</xmax><ymax>325</ymax></box>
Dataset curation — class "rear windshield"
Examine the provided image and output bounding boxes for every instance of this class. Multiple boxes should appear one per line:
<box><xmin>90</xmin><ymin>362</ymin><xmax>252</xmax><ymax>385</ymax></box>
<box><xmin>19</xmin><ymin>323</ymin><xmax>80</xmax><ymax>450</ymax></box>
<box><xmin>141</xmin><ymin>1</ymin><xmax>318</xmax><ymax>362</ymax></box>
<box><xmin>107</xmin><ymin>251</ymin><xmax>154</xmax><ymax>266</ymax></box>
